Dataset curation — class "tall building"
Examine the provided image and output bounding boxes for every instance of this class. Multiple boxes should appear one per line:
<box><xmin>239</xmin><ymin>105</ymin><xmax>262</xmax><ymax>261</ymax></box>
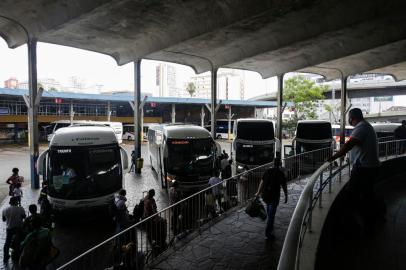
<box><xmin>18</xmin><ymin>78</ymin><xmax>62</xmax><ymax>91</ymax></box>
<box><xmin>155</xmin><ymin>63</ymin><xmax>180</xmax><ymax>97</ymax></box>
<box><xmin>4</xmin><ymin>77</ymin><xmax>19</xmax><ymax>89</ymax></box>
<box><xmin>191</xmin><ymin>69</ymin><xmax>246</xmax><ymax>100</ymax></box>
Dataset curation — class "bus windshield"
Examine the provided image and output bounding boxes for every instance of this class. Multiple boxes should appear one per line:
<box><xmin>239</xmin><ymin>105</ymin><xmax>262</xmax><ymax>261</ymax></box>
<box><xmin>296</xmin><ymin>122</ymin><xmax>331</xmax><ymax>140</ymax></box>
<box><xmin>237</xmin><ymin>122</ymin><xmax>274</xmax><ymax>140</ymax></box>
<box><xmin>166</xmin><ymin>138</ymin><xmax>214</xmax><ymax>175</ymax></box>
<box><xmin>235</xmin><ymin>142</ymin><xmax>274</xmax><ymax>165</ymax></box>
<box><xmin>48</xmin><ymin>145</ymin><xmax>122</xmax><ymax>200</ymax></box>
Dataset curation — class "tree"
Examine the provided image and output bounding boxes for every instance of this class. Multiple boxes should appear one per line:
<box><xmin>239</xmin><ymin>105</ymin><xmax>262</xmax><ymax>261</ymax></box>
<box><xmin>283</xmin><ymin>75</ymin><xmax>329</xmax><ymax>120</ymax></box>
<box><xmin>48</xmin><ymin>87</ymin><xmax>58</xmax><ymax>92</ymax></box>
<box><xmin>186</xmin><ymin>82</ymin><xmax>196</xmax><ymax>97</ymax></box>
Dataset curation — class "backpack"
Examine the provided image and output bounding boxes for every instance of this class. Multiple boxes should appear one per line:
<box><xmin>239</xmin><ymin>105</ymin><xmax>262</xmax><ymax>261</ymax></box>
<box><xmin>132</xmin><ymin>199</ymin><xmax>144</xmax><ymax>223</ymax></box>
<box><xmin>19</xmin><ymin>230</ymin><xmax>52</xmax><ymax>268</ymax></box>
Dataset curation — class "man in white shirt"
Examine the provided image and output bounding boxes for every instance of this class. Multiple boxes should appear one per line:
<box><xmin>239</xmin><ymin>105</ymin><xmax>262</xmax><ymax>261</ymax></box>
<box><xmin>328</xmin><ymin>108</ymin><xmax>380</xmax><ymax>226</ymax></box>
<box><xmin>2</xmin><ymin>196</ymin><xmax>26</xmax><ymax>263</ymax></box>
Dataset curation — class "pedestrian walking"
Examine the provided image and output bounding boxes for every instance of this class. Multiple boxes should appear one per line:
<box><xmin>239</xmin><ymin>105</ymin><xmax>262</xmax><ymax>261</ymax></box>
<box><xmin>114</xmin><ymin>189</ymin><xmax>130</xmax><ymax>234</ymax></box>
<box><xmin>6</xmin><ymin>168</ymin><xmax>24</xmax><ymax>196</ymax></box>
<box><xmin>169</xmin><ymin>181</ymin><xmax>183</xmax><ymax>235</ymax></box>
<box><xmin>208</xmin><ymin>171</ymin><xmax>223</xmax><ymax>213</ymax></box>
<box><xmin>328</xmin><ymin>108</ymin><xmax>381</xmax><ymax>232</ymax></box>
<box><xmin>19</xmin><ymin>215</ymin><xmax>58</xmax><ymax>270</ymax></box>
<box><xmin>143</xmin><ymin>189</ymin><xmax>157</xmax><ymax>219</ymax></box>
<box><xmin>255</xmin><ymin>157</ymin><xmax>288</xmax><ymax>240</ymax></box>
<box><xmin>22</xmin><ymin>204</ymin><xmax>41</xmax><ymax>236</ymax></box>
<box><xmin>238</xmin><ymin>165</ymin><xmax>249</xmax><ymax>203</ymax></box>
<box><xmin>2</xmin><ymin>196</ymin><xmax>26</xmax><ymax>263</ymax></box>
<box><xmin>13</xmin><ymin>183</ymin><xmax>23</xmax><ymax>205</ymax></box>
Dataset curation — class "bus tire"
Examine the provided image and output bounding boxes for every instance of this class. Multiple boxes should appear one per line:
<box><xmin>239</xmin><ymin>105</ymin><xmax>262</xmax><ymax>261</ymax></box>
<box><xmin>216</xmin><ymin>135</ymin><xmax>222</xmax><ymax>139</ymax></box>
<box><xmin>127</xmin><ymin>136</ymin><xmax>132</xmax><ymax>140</ymax></box>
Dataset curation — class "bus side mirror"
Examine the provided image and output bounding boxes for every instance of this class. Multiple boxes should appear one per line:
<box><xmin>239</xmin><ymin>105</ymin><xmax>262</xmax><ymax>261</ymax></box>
<box><xmin>37</xmin><ymin>150</ymin><xmax>48</xmax><ymax>176</ymax></box>
<box><xmin>120</xmin><ymin>147</ymin><xmax>129</xmax><ymax>170</ymax></box>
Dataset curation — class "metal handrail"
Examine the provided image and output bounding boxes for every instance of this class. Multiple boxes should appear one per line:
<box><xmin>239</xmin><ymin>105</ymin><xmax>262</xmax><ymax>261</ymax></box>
<box><xmin>278</xmin><ymin>138</ymin><xmax>406</xmax><ymax>270</ymax></box>
<box><xmin>57</xmin><ymin>146</ymin><xmax>335</xmax><ymax>269</ymax></box>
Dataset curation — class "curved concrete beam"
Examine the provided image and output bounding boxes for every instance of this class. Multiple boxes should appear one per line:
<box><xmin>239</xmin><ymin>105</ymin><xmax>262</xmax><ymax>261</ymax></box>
<box><xmin>146</xmin><ymin>0</ymin><xmax>406</xmax><ymax>72</ymax></box>
<box><xmin>225</xmin><ymin>15</ymin><xmax>406</xmax><ymax>78</ymax></box>
<box><xmin>299</xmin><ymin>39</ymin><xmax>406</xmax><ymax>81</ymax></box>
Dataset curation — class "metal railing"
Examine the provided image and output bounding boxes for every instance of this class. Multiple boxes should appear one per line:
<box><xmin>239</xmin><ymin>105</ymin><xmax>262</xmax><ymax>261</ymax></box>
<box><xmin>283</xmin><ymin>147</ymin><xmax>333</xmax><ymax>181</ymax></box>
<box><xmin>57</xmin><ymin>146</ymin><xmax>334</xmax><ymax>270</ymax></box>
<box><xmin>277</xmin><ymin>138</ymin><xmax>406</xmax><ymax>270</ymax></box>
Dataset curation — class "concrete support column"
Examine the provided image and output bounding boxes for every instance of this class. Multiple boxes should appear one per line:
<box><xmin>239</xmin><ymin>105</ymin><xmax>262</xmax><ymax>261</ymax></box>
<box><xmin>70</xmin><ymin>100</ymin><xmax>74</xmax><ymax>124</ymax></box>
<box><xmin>228</xmin><ymin>106</ymin><xmax>233</xmax><ymax>140</ymax></box>
<box><xmin>200</xmin><ymin>105</ymin><xmax>205</xmax><ymax>127</ymax></box>
<box><xmin>340</xmin><ymin>76</ymin><xmax>348</xmax><ymax>146</ymax></box>
<box><xmin>171</xmin><ymin>104</ymin><xmax>176</xmax><ymax>124</ymax></box>
<box><xmin>27</xmin><ymin>38</ymin><xmax>40</xmax><ymax>189</ymax></box>
<box><xmin>107</xmin><ymin>101</ymin><xmax>111</xmax><ymax>122</ymax></box>
<box><xmin>140</xmin><ymin>107</ymin><xmax>144</xmax><ymax>141</ymax></box>
<box><xmin>276</xmin><ymin>74</ymin><xmax>284</xmax><ymax>157</ymax></box>
<box><xmin>134</xmin><ymin>59</ymin><xmax>142</xmax><ymax>159</ymax></box>
<box><xmin>211</xmin><ymin>68</ymin><xmax>218</xmax><ymax>139</ymax></box>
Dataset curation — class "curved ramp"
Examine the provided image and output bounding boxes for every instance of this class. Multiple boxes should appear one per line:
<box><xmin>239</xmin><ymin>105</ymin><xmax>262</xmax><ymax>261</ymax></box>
<box><xmin>150</xmin><ymin>180</ymin><xmax>307</xmax><ymax>270</ymax></box>
<box><xmin>316</xmin><ymin>172</ymin><xmax>406</xmax><ymax>270</ymax></box>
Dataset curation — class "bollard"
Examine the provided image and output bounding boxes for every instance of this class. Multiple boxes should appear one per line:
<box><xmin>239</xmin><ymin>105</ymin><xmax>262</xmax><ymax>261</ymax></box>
<box><xmin>136</xmin><ymin>158</ymin><xmax>144</xmax><ymax>174</ymax></box>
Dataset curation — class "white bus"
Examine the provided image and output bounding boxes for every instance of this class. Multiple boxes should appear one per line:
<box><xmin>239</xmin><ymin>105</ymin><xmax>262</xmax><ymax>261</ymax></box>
<box><xmin>37</xmin><ymin>126</ymin><xmax>128</xmax><ymax>210</ymax></box>
<box><xmin>232</xmin><ymin>119</ymin><xmax>276</xmax><ymax>172</ymax></box>
<box><xmin>148</xmin><ymin>124</ymin><xmax>221</xmax><ymax>191</ymax></box>
<box><xmin>47</xmin><ymin>120</ymin><xmax>123</xmax><ymax>143</ymax></box>
<box><xmin>123</xmin><ymin>123</ymin><xmax>157</xmax><ymax>141</ymax></box>
<box><xmin>205</xmin><ymin>119</ymin><xmax>235</xmax><ymax>139</ymax></box>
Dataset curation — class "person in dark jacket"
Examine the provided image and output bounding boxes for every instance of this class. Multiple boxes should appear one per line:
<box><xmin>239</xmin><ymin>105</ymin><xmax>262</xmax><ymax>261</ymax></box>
<box><xmin>255</xmin><ymin>157</ymin><xmax>288</xmax><ymax>240</ymax></box>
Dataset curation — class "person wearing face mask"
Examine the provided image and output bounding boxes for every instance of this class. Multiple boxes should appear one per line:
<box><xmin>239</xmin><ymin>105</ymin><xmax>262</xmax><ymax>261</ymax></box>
<box><xmin>327</xmin><ymin>108</ymin><xmax>381</xmax><ymax>231</ymax></box>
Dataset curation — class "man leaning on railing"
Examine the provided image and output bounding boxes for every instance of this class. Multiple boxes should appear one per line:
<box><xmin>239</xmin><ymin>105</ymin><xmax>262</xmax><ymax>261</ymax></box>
<box><xmin>327</xmin><ymin>108</ymin><xmax>382</xmax><ymax>234</ymax></box>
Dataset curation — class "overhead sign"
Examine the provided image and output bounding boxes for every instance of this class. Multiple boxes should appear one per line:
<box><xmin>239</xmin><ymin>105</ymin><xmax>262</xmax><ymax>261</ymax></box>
<box><xmin>374</xmin><ymin>96</ymin><xmax>393</xmax><ymax>102</ymax></box>
<box><xmin>0</xmin><ymin>107</ymin><xmax>10</xmax><ymax>115</ymax></box>
<box><xmin>55</xmin><ymin>98</ymin><xmax>63</xmax><ymax>104</ymax></box>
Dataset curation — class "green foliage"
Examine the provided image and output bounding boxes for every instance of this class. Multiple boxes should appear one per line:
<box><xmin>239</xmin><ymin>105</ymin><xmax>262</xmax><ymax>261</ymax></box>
<box><xmin>283</xmin><ymin>75</ymin><xmax>329</xmax><ymax>120</ymax></box>
<box><xmin>186</xmin><ymin>82</ymin><xmax>196</xmax><ymax>97</ymax></box>
<box><xmin>48</xmin><ymin>87</ymin><xmax>58</xmax><ymax>92</ymax></box>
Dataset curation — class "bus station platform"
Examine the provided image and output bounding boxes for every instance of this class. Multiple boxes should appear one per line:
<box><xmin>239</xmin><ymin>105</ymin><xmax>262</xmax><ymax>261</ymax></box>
<box><xmin>149</xmin><ymin>179</ymin><xmax>307</xmax><ymax>270</ymax></box>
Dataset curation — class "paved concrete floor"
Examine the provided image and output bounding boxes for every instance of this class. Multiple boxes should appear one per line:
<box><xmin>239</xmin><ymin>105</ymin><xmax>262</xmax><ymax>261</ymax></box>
<box><xmin>0</xmin><ymin>140</ymin><xmax>232</xmax><ymax>269</ymax></box>
<box><xmin>150</xmin><ymin>179</ymin><xmax>308</xmax><ymax>270</ymax></box>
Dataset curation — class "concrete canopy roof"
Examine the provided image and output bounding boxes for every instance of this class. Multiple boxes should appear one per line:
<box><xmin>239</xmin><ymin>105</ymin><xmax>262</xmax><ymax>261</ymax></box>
<box><xmin>1</xmin><ymin>0</ymin><xmax>406</xmax><ymax>81</ymax></box>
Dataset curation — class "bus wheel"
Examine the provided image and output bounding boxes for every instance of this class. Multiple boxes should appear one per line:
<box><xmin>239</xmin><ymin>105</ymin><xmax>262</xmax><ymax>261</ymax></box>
<box><xmin>216</xmin><ymin>135</ymin><xmax>222</xmax><ymax>139</ymax></box>
<box><xmin>128</xmin><ymin>136</ymin><xmax>132</xmax><ymax>140</ymax></box>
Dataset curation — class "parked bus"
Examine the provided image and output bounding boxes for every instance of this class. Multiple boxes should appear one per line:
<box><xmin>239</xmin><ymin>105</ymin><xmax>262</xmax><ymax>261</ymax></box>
<box><xmin>123</xmin><ymin>123</ymin><xmax>157</xmax><ymax>141</ymax></box>
<box><xmin>372</xmin><ymin>123</ymin><xmax>401</xmax><ymax>157</ymax></box>
<box><xmin>148</xmin><ymin>124</ymin><xmax>221</xmax><ymax>191</ymax></box>
<box><xmin>331</xmin><ymin>124</ymin><xmax>354</xmax><ymax>149</ymax></box>
<box><xmin>232</xmin><ymin>119</ymin><xmax>275</xmax><ymax>173</ymax></box>
<box><xmin>37</xmin><ymin>126</ymin><xmax>128</xmax><ymax>210</ymax></box>
<box><xmin>284</xmin><ymin>120</ymin><xmax>333</xmax><ymax>177</ymax></box>
<box><xmin>205</xmin><ymin>119</ymin><xmax>235</xmax><ymax>139</ymax></box>
<box><xmin>372</xmin><ymin>123</ymin><xmax>401</xmax><ymax>140</ymax></box>
<box><xmin>47</xmin><ymin>120</ymin><xmax>123</xmax><ymax>143</ymax></box>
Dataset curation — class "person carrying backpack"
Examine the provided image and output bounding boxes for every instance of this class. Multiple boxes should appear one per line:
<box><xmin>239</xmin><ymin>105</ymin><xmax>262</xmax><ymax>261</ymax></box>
<box><xmin>255</xmin><ymin>157</ymin><xmax>288</xmax><ymax>240</ymax></box>
<box><xmin>19</xmin><ymin>215</ymin><xmax>58</xmax><ymax>270</ymax></box>
<box><xmin>114</xmin><ymin>189</ymin><xmax>130</xmax><ymax>234</ymax></box>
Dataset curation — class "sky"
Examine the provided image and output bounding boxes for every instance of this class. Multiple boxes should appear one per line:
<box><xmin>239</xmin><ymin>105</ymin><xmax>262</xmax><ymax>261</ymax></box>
<box><xmin>0</xmin><ymin>39</ymin><xmax>276</xmax><ymax>99</ymax></box>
